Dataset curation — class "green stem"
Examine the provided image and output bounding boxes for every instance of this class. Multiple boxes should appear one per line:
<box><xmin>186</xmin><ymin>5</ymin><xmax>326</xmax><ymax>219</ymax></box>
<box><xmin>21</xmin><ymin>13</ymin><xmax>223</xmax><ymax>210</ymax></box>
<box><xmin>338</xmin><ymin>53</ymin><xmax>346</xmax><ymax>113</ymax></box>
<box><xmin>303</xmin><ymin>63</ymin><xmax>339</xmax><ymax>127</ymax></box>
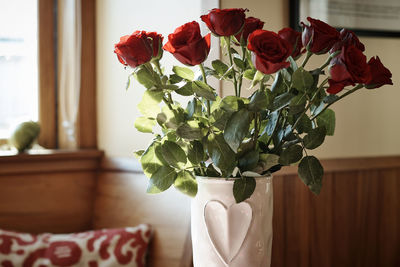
<box><xmin>310</xmin><ymin>84</ymin><xmax>363</xmax><ymax>120</ymax></box>
<box><xmin>301</xmin><ymin>51</ymin><xmax>312</xmax><ymax>68</ymax></box>
<box><xmin>226</xmin><ymin>36</ymin><xmax>238</xmax><ymax>96</ymax></box>
<box><xmin>199</xmin><ymin>64</ymin><xmax>211</xmax><ymax>117</ymax></box>
<box><xmin>153</xmin><ymin>60</ymin><xmax>163</xmax><ymax>76</ymax></box>
<box><xmin>319</xmin><ymin>51</ymin><xmax>340</xmax><ymax>71</ymax></box>
<box><xmin>237</xmin><ymin>46</ymin><xmax>247</xmax><ymax>96</ymax></box>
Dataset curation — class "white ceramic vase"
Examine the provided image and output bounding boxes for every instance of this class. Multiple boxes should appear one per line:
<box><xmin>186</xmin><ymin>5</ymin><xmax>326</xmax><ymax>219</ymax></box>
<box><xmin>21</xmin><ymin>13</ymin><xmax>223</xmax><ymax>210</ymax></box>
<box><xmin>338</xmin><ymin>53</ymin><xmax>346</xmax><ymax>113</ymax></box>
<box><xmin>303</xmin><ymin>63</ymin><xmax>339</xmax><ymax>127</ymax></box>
<box><xmin>191</xmin><ymin>175</ymin><xmax>273</xmax><ymax>267</ymax></box>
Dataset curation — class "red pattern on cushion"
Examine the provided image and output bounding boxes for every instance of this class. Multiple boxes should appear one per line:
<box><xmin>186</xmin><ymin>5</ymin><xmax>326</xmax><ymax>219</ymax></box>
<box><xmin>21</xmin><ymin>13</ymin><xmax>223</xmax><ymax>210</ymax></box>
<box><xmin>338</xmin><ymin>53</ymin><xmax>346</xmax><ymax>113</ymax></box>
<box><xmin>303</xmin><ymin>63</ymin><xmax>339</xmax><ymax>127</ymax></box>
<box><xmin>0</xmin><ymin>224</ymin><xmax>152</xmax><ymax>267</ymax></box>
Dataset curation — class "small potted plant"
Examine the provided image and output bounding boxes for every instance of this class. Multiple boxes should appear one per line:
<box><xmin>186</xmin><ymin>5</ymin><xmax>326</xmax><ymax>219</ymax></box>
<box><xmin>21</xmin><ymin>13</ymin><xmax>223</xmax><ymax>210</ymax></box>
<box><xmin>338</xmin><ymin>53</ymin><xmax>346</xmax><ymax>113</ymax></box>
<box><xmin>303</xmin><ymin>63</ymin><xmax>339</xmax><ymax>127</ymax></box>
<box><xmin>114</xmin><ymin>8</ymin><xmax>392</xmax><ymax>267</ymax></box>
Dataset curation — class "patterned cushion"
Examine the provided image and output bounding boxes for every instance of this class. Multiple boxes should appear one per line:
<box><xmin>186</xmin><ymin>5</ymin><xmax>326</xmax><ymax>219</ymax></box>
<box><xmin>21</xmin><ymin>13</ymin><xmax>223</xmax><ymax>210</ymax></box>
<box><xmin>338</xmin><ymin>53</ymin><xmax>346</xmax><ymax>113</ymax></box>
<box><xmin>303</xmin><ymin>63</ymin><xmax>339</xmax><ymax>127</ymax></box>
<box><xmin>0</xmin><ymin>224</ymin><xmax>152</xmax><ymax>267</ymax></box>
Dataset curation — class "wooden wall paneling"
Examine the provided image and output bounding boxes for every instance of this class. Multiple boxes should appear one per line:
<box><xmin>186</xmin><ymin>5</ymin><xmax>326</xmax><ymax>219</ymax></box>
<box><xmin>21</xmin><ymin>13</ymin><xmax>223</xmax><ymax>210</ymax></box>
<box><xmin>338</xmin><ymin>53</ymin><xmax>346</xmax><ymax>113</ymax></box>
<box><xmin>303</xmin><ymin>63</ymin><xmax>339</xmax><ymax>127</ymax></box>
<box><xmin>0</xmin><ymin>150</ymin><xmax>103</xmax><ymax>234</ymax></box>
<box><xmin>93</xmin><ymin>171</ymin><xmax>191</xmax><ymax>267</ymax></box>
<box><xmin>38</xmin><ymin>0</ymin><xmax>57</xmax><ymax>148</ymax></box>
<box><xmin>271</xmin><ymin>167</ymin><xmax>400</xmax><ymax>267</ymax></box>
<box><xmin>78</xmin><ymin>0</ymin><xmax>97</xmax><ymax>148</ymax></box>
<box><xmin>0</xmin><ymin>172</ymin><xmax>96</xmax><ymax>234</ymax></box>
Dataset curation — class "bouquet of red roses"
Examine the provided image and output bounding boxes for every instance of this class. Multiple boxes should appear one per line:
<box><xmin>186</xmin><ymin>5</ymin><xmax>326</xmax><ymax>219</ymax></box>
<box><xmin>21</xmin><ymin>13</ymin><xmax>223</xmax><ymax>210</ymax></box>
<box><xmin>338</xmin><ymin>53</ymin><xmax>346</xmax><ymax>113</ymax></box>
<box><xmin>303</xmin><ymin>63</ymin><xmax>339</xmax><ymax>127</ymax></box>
<box><xmin>114</xmin><ymin>8</ymin><xmax>392</xmax><ymax>202</ymax></box>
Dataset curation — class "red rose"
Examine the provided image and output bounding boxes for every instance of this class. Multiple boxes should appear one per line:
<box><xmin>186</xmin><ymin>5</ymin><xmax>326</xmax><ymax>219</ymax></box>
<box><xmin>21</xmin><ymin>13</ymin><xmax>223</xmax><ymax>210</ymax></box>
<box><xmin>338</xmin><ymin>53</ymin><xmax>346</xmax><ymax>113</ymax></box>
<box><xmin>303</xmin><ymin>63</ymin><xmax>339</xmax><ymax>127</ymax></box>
<box><xmin>301</xmin><ymin>17</ymin><xmax>340</xmax><ymax>54</ymax></box>
<box><xmin>201</xmin><ymin>8</ymin><xmax>247</xmax><ymax>36</ymax></box>
<box><xmin>278</xmin><ymin>27</ymin><xmax>304</xmax><ymax>59</ymax></box>
<box><xmin>114</xmin><ymin>31</ymin><xmax>163</xmax><ymax>68</ymax></box>
<box><xmin>330</xmin><ymin>29</ymin><xmax>365</xmax><ymax>53</ymax></box>
<box><xmin>163</xmin><ymin>21</ymin><xmax>211</xmax><ymax>66</ymax></box>
<box><xmin>366</xmin><ymin>56</ymin><xmax>393</xmax><ymax>89</ymax></box>
<box><xmin>327</xmin><ymin>45</ymin><xmax>371</xmax><ymax>94</ymax></box>
<box><xmin>247</xmin><ymin>29</ymin><xmax>292</xmax><ymax>74</ymax></box>
<box><xmin>235</xmin><ymin>17</ymin><xmax>264</xmax><ymax>44</ymax></box>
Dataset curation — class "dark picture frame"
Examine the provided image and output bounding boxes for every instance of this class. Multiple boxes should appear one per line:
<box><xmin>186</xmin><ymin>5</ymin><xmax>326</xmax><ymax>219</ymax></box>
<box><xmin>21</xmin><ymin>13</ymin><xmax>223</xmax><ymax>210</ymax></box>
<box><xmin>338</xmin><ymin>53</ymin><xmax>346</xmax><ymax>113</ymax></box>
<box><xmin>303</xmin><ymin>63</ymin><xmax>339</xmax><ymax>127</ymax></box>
<box><xmin>290</xmin><ymin>0</ymin><xmax>400</xmax><ymax>37</ymax></box>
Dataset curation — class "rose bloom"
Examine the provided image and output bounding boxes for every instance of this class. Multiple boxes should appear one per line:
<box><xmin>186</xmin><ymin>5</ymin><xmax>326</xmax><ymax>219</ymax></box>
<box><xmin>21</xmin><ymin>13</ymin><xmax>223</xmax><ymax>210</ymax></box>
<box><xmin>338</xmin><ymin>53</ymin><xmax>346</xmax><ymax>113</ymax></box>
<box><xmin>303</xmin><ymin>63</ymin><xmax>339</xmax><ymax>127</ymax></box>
<box><xmin>201</xmin><ymin>8</ymin><xmax>246</xmax><ymax>36</ymax></box>
<box><xmin>330</xmin><ymin>29</ymin><xmax>365</xmax><ymax>53</ymax></box>
<box><xmin>163</xmin><ymin>21</ymin><xmax>211</xmax><ymax>66</ymax></box>
<box><xmin>301</xmin><ymin>17</ymin><xmax>340</xmax><ymax>54</ymax></box>
<box><xmin>366</xmin><ymin>56</ymin><xmax>393</xmax><ymax>89</ymax></box>
<box><xmin>114</xmin><ymin>31</ymin><xmax>163</xmax><ymax>68</ymax></box>
<box><xmin>278</xmin><ymin>27</ymin><xmax>304</xmax><ymax>59</ymax></box>
<box><xmin>235</xmin><ymin>17</ymin><xmax>264</xmax><ymax>44</ymax></box>
<box><xmin>247</xmin><ymin>29</ymin><xmax>292</xmax><ymax>74</ymax></box>
<box><xmin>328</xmin><ymin>45</ymin><xmax>371</xmax><ymax>94</ymax></box>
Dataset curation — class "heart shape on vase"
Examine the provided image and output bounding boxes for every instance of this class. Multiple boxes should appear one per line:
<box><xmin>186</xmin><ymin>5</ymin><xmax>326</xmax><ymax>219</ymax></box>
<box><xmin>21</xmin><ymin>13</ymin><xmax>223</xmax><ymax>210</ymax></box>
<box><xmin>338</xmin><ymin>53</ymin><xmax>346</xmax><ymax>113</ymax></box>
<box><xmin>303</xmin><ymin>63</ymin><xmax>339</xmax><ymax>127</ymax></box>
<box><xmin>204</xmin><ymin>200</ymin><xmax>253</xmax><ymax>265</ymax></box>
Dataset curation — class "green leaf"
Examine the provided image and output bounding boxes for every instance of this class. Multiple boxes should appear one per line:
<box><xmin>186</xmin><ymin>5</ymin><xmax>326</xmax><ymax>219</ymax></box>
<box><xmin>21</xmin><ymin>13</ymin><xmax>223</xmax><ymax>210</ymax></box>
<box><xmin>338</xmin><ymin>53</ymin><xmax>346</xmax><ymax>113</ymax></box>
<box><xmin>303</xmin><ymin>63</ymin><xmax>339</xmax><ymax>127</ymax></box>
<box><xmin>176</xmin><ymin>123</ymin><xmax>203</xmax><ymax>140</ymax></box>
<box><xmin>238</xmin><ymin>150</ymin><xmax>259</xmax><ymax>171</ymax></box>
<box><xmin>250</xmin><ymin>70</ymin><xmax>264</xmax><ymax>89</ymax></box>
<box><xmin>220</xmin><ymin>96</ymin><xmax>241</xmax><ymax>112</ymax></box>
<box><xmin>296</xmin><ymin>114</ymin><xmax>312</xmax><ymax>134</ymax></box>
<box><xmin>174</xmin><ymin>171</ymin><xmax>198</xmax><ymax>197</ymax></box>
<box><xmin>223</xmin><ymin>109</ymin><xmax>252</xmax><ymax>152</ymax></box>
<box><xmin>176</xmin><ymin>82</ymin><xmax>194</xmax><ymax>96</ymax></box>
<box><xmin>248</xmin><ymin>90</ymin><xmax>271</xmax><ymax>111</ymax></box>
<box><xmin>192</xmin><ymin>81</ymin><xmax>216</xmax><ymax>101</ymax></box>
<box><xmin>233</xmin><ymin>177</ymin><xmax>256</xmax><ymax>203</ymax></box>
<box><xmin>211</xmin><ymin>109</ymin><xmax>232</xmax><ymax>130</ymax></box>
<box><xmin>206</xmin><ymin>163</ymin><xmax>220</xmax><ymax>177</ymax></box>
<box><xmin>264</xmin><ymin>111</ymin><xmax>279</xmax><ymax>136</ymax></box>
<box><xmin>133</xmin><ymin>149</ymin><xmax>145</xmax><ymax>159</ymax></box>
<box><xmin>134</xmin><ymin>67</ymin><xmax>157</xmax><ymax>89</ymax></box>
<box><xmin>288</xmin><ymin>56</ymin><xmax>298</xmax><ymax>71</ymax></box>
<box><xmin>316</xmin><ymin>109</ymin><xmax>336</xmax><ymax>136</ymax></box>
<box><xmin>323</xmin><ymin>94</ymin><xmax>339</xmax><ymax>104</ymax></box>
<box><xmin>172</xmin><ymin>66</ymin><xmax>194</xmax><ymax>81</ymax></box>
<box><xmin>169</xmin><ymin>73</ymin><xmax>183</xmax><ymax>84</ymax></box>
<box><xmin>141</xmin><ymin>142</ymin><xmax>165</xmax><ymax>177</ymax></box>
<box><xmin>271</xmin><ymin>71</ymin><xmax>284</xmax><ymax>94</ymax></box>
<box><xmin>254</xmin><ymin>153</ymin><xmax>280</xmax><ymax>173</ymax></box>
<box><xmin>126</xmin><ymin>74</ymin><xmax>132</xmax><ymax>90</ymax></box>
<box><xmin>292</xmin><ymin>67</ymin><xmax>314</xmax><ymax>92</ymax></box>
<box><xmin>212</xmin><ymin>60</ymin><xmax>229</xmax><ymax>75</ymax></box>
<box><xmin>134</xmin><ymin>117</ymin><xmax>156</xmax><ymax>133</ymax></box>
<box><xmin>188</xmin><ymin>141</ymin><xmax>204</xmax><ymax>165</ymax></box>
<box><xmin>147</xmin><ymin>166</ymin><xmax>177</xmax><ymax>193</ymax></box>
<box><xmin>270</xmin><ymin>92</ymin><xmax>295</xmax><ymax>112</ymax></box>
<box><xmin>303</xmin><ymin>127</ymin><xmax>326</xmax><ymax>149</ymax></box>
<box><xmin>207</xmin><ymin>133</ymin><xmax>236</xmax><ymax>176</ymax></box>
<box><xmin>233</xmin><ymin>57</ymin><xmax>245</xmax><ymax>69</ymax></box>
<box><xmin>298</xmin><ymin>156</ymin><xmax>324</xmax><ymax>195</ymax></box>
<box><xmin>279</xmin><ymin>144</ymin><xmax>303</xmax><ymax>165</ymax></box>
<box><xmin>137</xmin><ymin>90</ymin><xmax>163</xmax><ymax>117</ymax></box>
<box><xmin>243</xmin><ymin>69</ymin><xmax>256</xmax><ymax>80</ymax></box>
<box><xmin>161</xmin><ymin>140</ymin><xmax>187</xmax><ymax>169</ymax></box>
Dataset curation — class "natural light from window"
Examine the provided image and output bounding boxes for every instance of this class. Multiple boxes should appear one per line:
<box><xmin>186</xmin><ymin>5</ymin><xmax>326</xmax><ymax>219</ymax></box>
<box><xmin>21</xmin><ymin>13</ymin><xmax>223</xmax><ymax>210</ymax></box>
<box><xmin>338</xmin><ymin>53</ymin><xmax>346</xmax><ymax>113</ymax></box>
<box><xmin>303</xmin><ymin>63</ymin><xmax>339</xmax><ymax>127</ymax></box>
<box><xmin>0</xmin><ymin>0</ymin><xmax>38</xmax><ymax>139</ymax></box>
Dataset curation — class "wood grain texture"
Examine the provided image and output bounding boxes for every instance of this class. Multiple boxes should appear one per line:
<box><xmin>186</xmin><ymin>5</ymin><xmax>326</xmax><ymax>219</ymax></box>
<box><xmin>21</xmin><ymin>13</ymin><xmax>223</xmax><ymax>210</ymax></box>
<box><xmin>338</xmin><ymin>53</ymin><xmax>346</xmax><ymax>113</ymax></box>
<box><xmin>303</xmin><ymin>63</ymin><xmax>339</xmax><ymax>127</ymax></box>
<box><xmin>93</xmin><ymin>172</ymin><xmax>191</xmax><ymax>267</ymax></box>
<box><xmin>78</xmin><ymin>0</ymin><xmax>97</xmax><ymax>148</ymax></box>
<box><xmin>271</xmin><ymin>168</ymin><xmax>400</xmax><ymax>267</ymax></box>
<box><xmin>38</xmin><ymin>0</ymin><xmax>57</xmax><ymax>148</ymax></box>
<box><xmin>0</xmin><ymin>150</ymin><xmax>102</xmax><ymax>233</ymax></box>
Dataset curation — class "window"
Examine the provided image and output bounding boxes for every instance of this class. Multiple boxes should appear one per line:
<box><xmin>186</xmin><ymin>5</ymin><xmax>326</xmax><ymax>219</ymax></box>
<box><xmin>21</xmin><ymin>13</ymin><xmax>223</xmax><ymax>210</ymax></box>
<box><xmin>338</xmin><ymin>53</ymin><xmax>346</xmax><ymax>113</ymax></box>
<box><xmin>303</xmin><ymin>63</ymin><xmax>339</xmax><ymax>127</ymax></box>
<box><xmin>0</xmin><ymin>0</ymin><xmax>39</xmax><ymax>139</ymax></box>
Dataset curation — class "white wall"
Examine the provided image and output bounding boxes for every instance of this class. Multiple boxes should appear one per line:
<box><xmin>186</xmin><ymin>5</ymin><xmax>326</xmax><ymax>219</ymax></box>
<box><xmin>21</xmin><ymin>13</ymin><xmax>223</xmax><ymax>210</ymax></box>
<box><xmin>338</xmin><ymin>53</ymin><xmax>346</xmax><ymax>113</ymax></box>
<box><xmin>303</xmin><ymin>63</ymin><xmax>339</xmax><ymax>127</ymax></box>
<box><xmin>96</xmin><ymin>0</ymin><xmax>208</xmax><ymax>157</ymax></box>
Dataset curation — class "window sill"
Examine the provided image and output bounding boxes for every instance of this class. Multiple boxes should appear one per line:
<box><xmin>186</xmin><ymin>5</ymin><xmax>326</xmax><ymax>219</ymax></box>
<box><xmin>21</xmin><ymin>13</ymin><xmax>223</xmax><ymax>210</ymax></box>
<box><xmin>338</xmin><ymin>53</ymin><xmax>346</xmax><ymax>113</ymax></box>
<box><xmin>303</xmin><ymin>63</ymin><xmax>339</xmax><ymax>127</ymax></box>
<box><xmin>0</xmin><ymin>149</ymin><xmax>104</xmax><ymax>175</ymax></box>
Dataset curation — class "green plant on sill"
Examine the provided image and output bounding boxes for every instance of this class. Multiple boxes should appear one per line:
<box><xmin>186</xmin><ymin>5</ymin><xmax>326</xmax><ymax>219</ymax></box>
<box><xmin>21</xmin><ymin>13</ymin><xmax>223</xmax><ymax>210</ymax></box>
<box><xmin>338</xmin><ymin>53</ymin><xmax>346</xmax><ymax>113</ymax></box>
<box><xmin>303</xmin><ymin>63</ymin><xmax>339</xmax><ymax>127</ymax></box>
<box><xmin>114</xmin><ymin>9</ymin><xmax>392</xmax><ymax>202</ymax></box>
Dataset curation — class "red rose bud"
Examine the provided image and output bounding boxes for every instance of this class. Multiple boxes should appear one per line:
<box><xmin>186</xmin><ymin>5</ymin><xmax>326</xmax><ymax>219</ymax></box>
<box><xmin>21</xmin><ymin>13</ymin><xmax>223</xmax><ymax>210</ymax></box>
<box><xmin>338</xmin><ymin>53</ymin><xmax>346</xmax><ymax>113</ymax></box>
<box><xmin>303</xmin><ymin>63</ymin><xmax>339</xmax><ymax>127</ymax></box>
<box><xmin>301</xmin><ymin>17</ymin><xmax>340</xmax><ymax>54</ymax></box>
<box><xmin>366</xmin><ymin>56</ymin><xmax>393</xmax><ymax>89</ymax></box>
<box><xmin>163</xmin><ymin>21</ymin><xmax>211</xmax><ymax>66</ymax></box>
<box><xmin>247</xmin><ymin>29</ymin><xmax>292</xmax><ymax>74</ymax></box>
<box><xmin>201</xmin><ymin>8</ymin><xmax>247</xmax><ymax>36</ymax></box>
<box><xmin>278</xmin><ymin>27</ymin><xmax>304</xmax><ymax>59</ymax></box>
<box><xmin>330</xmin><ymin>29</ymin><xmax>365</xmax><ymax>53</ymax></box>
<box><xmin>235</xmin><ymin>17</ymin><xmax>264</xmax><ymax>44</ymax></box>
<box><xmin>114</xmin><ymin>31</ymin><xmax>163</xmax><ymax>68</ymax></box>
<box><xmin>327</xmin><ymin>45</ymin><xmax>371</xmax><ymax>94</ymax></box>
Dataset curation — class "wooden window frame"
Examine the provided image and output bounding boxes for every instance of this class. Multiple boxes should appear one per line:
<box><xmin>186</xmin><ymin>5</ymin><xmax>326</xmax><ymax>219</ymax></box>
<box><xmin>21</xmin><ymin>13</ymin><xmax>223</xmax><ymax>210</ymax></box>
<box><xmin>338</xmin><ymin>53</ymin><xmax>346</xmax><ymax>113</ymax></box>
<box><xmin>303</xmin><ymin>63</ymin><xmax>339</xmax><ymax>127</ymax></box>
<box><xmin>0</xmin><ymin>0</ymin><xmax>97</xmax><ymax>149</ymax></box>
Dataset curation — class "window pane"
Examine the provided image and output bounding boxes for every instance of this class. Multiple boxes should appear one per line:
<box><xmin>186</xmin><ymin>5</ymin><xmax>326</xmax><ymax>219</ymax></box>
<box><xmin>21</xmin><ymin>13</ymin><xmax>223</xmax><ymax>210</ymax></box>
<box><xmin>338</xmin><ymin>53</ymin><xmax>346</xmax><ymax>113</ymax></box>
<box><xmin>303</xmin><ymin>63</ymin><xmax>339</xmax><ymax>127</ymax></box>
<box><xmin>0</xmin><ymin>0</ymin><xmax>38</xmax><ymax>138</ymax></box>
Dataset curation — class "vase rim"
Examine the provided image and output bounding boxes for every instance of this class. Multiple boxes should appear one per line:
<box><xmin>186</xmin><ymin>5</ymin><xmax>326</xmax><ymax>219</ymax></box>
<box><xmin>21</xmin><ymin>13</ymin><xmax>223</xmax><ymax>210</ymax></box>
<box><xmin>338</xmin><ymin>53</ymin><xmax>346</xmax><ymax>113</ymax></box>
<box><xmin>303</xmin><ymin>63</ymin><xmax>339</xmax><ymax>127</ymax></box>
<box><xmin>195</xmin><ymin>174</ymin><xmax>272</xmax><ymax>181</ymax></box>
